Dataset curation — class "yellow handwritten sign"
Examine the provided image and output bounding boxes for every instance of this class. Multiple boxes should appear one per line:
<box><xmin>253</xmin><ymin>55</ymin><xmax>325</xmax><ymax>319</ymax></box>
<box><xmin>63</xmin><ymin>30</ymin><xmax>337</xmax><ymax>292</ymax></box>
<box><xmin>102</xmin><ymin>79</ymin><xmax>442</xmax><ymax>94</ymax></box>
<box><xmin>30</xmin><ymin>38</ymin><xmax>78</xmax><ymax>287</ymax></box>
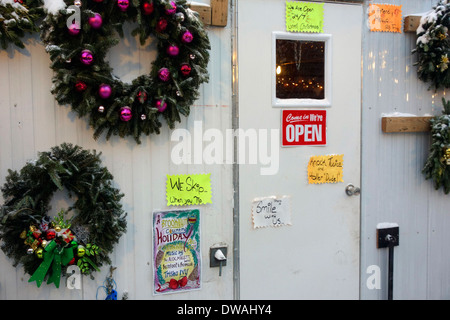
<box><xmin>368</xmin><ymin>4</ymin><xmax>402</xmax><ymax>33</ymax></box>
<box><xmin>307</xmin><ymin>154</ymin><xmax>344</xmax><ymax>184</ymax></box>
<box><xmin>166</xmin><ymin>174</ymin><xmax>212</xmax><ymax>206</ymax></box>
<box><xmin>286</xmin><ymin>1</ymin><xmax>324</xmax><ymax>33</ymax></box>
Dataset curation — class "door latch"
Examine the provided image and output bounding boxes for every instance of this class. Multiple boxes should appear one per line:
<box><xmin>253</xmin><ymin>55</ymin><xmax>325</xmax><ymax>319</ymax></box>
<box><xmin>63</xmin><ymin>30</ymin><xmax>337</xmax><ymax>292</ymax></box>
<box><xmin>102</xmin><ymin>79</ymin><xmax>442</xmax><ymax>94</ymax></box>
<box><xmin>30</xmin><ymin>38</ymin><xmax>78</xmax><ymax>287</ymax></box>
<box><xmin>345</xmin><ymin>183</ymin><xmax>360</xmax><ymax>196</ymax></box>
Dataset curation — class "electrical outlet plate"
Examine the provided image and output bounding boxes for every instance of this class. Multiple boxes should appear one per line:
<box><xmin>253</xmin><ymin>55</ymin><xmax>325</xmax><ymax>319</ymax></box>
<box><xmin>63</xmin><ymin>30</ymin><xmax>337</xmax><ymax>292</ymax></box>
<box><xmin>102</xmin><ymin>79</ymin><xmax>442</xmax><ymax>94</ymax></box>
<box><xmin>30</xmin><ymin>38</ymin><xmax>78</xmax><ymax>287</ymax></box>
<box><xmin>209</xmin><ymin>247</ymin><xmax>227</xmax><ymax>268</ymax></box>
<box><xmin>377</xmin><ymin>227</ymin><xmax>399</xmax><ymax>248</ymax></box>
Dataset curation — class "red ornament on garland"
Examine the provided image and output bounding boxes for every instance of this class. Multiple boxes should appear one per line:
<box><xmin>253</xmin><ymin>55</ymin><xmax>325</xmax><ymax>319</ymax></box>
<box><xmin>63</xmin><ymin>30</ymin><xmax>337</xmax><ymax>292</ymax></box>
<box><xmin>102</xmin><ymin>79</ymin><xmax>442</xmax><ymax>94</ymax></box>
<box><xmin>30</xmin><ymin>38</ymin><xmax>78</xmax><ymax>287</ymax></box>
<box><xmin>156</xmin><ymin>18</ymin><xmax>168</xmax><ymax>32</ymax></box>
<box><xmin>142</xmin><ymin>1</ymin><xmax>154</xmax><ymax>15</ymax></box>
<box><xmin>75</xmin><ymin>81</ymin><xmax>87</xmax><ymax>91</ymax></box>
<box><xmin>136</xmin><ymin>91</ymin><xmax>148</xmax><ymax>103</ymax></box>
<box><xmin>180</xmin><ymin>63</ymin><xmax>192</xmax><ymax>76</ymax></box>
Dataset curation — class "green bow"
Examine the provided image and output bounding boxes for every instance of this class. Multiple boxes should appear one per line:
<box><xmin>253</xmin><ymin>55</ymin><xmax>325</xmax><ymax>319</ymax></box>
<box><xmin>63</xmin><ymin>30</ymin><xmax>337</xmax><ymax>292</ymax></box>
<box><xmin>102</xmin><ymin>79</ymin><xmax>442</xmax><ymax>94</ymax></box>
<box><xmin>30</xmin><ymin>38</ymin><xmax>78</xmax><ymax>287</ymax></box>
<box><xmin>28</xmin><ymin>240</ymin><xmax>74</xmax><ymax>288</ymax></box>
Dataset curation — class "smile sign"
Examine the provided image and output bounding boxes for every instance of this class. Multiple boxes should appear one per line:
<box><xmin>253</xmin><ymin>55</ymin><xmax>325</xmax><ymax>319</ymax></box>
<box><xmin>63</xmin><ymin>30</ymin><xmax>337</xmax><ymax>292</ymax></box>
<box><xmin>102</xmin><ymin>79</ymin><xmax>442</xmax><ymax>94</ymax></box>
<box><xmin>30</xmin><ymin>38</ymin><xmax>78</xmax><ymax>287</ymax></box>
<box><xmin>282</xmin><ymin>110</ymin><xmax>326</xmax><ymax>146</ymax></box>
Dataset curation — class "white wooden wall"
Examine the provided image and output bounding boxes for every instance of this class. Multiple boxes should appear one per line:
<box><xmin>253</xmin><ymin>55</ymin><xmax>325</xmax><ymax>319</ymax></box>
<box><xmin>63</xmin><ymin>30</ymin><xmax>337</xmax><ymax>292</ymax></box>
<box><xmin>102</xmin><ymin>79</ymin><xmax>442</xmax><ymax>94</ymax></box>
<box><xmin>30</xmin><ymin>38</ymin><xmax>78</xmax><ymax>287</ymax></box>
<box><xmin>0</xmin><ymin>1</ymin><xmax>234</xmax><ymax>300</ymax></box>
<box><xmin>360</xmin><ymin>0</ymin><xmax>450</xmax><ymax>300</ymax></box>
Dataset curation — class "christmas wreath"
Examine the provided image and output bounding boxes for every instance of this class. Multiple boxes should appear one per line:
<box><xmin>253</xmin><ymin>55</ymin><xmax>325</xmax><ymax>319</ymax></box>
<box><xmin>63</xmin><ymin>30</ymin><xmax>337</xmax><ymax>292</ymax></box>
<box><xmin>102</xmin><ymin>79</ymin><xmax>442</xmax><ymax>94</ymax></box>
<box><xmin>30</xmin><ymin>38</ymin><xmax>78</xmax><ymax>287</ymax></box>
<box><xmin>423</xmin><ymin>98</ymin><xmax>450</xmax><ymax>193</ymax></box>
<box><xmin>0</xmin><ymin>143</ymin><xmax>127</xmax><ymax>288</ymax></box>
<box><xmin>413</xmin><ymin>0</ymin><xmax>450</xmax><ymax>89</ymax></box>
<box><xmin>0</xmin><ymin>0</ymin><xmax>44</xmax><ymax>49</ymax></box>
<box><xmin>40</xmin><ymin>0</ymin><xmax>210</xmax><ymax>143</ymax></box>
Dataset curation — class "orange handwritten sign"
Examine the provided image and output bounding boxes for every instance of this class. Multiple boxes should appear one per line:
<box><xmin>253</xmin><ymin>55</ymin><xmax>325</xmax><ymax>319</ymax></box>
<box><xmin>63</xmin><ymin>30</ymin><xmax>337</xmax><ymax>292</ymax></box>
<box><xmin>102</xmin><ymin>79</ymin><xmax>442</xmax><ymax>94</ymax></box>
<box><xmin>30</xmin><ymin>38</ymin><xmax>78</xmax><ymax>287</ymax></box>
<box><xmin>368</xmin><ymin>4</ymin><xmax>402</xmax><ymax>33</ymax></box>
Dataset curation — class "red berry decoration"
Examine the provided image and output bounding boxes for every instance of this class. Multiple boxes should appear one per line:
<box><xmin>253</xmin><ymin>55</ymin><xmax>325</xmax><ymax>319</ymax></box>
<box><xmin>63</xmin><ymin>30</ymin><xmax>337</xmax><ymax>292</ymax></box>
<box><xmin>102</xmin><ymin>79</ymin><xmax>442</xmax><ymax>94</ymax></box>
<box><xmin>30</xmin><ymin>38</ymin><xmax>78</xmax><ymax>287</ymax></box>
<box><xmin>75</xmin><ymin>81</ymin><xmax>87</xmax><ymax>91</ymax></box>
<box><xmin>142</xmin><ymin>2</ymin><xmax>154</xmax><ymax>15</ymax></box>
<box><xmin>180</xmin><ymin>63</ymin><xmax>192</xmax><ymax>76</ymax></box>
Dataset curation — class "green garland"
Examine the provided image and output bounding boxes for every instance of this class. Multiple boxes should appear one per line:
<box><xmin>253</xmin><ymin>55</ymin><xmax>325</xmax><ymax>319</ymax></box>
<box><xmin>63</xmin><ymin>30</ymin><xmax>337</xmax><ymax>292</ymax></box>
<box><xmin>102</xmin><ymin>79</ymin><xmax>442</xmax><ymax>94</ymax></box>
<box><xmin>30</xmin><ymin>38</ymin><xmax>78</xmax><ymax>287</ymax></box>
<box><xmin>0</xmin><ymin>0</ymin><xmax>44</xmax><ymax>49</ymax></box>
<box><xmin>40</xmin><ymin>0</ymin><xmax>210</xmax><ymax>143</ymax></box>
<box><xmin>413</xmin><ymin>0</ymin><xmax>450</xmax><ymax>89</ymax></box>
<box><xmin>423</xmin><ymin>98</ymin><xmax>450</xmax><ymax>194</ymax></box>
<box><xmin>0</xmin><ymin>143</ymin><xmax>127</xmax><ymax>287</ymax></box>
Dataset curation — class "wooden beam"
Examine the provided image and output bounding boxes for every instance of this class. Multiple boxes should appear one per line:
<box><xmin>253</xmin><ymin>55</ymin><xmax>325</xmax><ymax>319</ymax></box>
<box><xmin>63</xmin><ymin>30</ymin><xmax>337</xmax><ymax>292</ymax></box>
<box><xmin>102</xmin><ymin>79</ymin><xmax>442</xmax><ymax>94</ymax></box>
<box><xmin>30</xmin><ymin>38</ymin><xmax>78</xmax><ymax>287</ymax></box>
<box><xmin>188</xmin><ymin>1</ymin><xmax>228</xmax><ymax>27</ymax></box>
<box><xmin>381</xmin><ymin>116</ymin><xmax>433</xmax><ymax>133</ymax></box>
<box><xmin>404</xmin><ymin>15</ymin><xmax>422</xmax><ymax>33</ymax></box>
<box><xmin>188</xmin><ymin>2</ymin><xmax>212</xmax><ymax>26</ymax></box>
<box><xmin>211</xmin><ymin>0</ymin><xmax>228</xmax><ymax>27</ymax></box>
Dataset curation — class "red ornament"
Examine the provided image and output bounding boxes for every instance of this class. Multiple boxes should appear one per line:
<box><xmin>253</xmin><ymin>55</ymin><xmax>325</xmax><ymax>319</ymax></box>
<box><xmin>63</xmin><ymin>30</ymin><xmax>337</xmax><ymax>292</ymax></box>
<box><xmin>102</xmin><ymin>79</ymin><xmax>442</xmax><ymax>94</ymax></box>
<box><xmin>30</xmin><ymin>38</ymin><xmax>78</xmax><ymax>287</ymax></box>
<box><xmin>46</xmin><ymin>229</ymin><xmax>56</xmax><ymax>240</ymax></box>
<box><xmin>75</xmin><ymin>81</ymin><xmax>87</xmax><ymax>91</ymax></box>
<box><xmin>142</xmin><ymin>2</ymin><xmax>154</xmax><ymax>15</ymax></box>
<box><xmin>156</xmin><ymin>18</ymin><xmax>168</xmax><ymax>32</ymax></box>
<box><xmin>136</xmin><ymin>91</ymin><xmax>148</xmax><ymax>103</ymax></box>
<box><xmin>180</xmin><ymin>63</ymin><xmax>192</xmax><ymax>76</ymax></box>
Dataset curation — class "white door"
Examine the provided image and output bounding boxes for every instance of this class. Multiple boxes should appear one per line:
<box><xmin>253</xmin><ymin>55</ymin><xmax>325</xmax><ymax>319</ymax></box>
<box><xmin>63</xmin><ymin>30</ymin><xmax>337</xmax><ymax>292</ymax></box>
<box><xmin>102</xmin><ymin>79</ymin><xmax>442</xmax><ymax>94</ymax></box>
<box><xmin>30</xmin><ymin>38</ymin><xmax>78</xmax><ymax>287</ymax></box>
<box><xmin>237</xmin><ymin>0</ymin><xmax>362</xmax><ymax>299</ymax></box>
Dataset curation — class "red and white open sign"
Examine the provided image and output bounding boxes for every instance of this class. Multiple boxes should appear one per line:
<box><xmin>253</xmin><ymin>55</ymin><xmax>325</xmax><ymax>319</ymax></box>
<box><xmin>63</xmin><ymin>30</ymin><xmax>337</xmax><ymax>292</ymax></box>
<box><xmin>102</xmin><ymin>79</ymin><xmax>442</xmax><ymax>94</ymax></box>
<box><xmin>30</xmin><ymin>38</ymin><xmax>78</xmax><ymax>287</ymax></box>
<box><xmin>282</xmin><ymin>110</ymin><xmax>327</xmax><ymax>146</ymax></box>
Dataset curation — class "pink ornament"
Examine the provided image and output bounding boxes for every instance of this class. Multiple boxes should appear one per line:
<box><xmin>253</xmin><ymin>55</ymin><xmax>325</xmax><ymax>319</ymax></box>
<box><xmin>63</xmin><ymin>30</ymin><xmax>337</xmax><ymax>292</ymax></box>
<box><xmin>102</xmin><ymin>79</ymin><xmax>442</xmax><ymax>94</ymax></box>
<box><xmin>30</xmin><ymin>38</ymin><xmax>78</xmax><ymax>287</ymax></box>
<box><xmin>119</xmin><ymin>106</ymin><xmax>132</xmax><ymax>121</ymax></box>
<box><xmin>181</xmin><ymin>30</ymin><xmax>193</xmax><ymax>43</ymax></box>
<box><xmin>180</xmin><ymin>63</ymin><xmax>192</xmax><ymax>76</ymax></box>
<box><xmin>117</xmin><ymin>0</ymin><xmax>129</xmax><ymax>11</ymax></box>
<box><xmin>68</xmin><ymin>23</ymin><xmax>80</xmax><ymax>35</ymax></box>
<box><xmin>93</xmin><ymin>0</ymin><xmax>103</xmax><ymax>2</ymax></box>
<box><xmin>158</xmin><ymin>68</ymin><xmax>170</xmax><ymax>81</ymax></box>
<box><xmin>80</xmin><ymin>49</ymin><xmax>94</xmax><ymax>65</ymax></box>
<box><xmin>98</xmin><ymin>84</ymin><xmax>112</xmax><ymax>99</ymax></box>
<box><xmin>155</xmin><ymin>100</ymin><xmax>167</xmax><ymax>112</ymax></box>
<box><xmin>156</xmin><ymin>18</ymin><xmax>168</xmax><ymax>32</ymax></box>
<box><xmin>142</xmin><ymin>2</ymin><xmax>154</xmax><ymax>15</ymax></box>
<box><xmin>89</xmin><ymin>13</ymin><xmax>103</xmax><ymax>29</ymax></box>
<box><xmin>165</xmin><ymin>1</ymin><xmax>176</xmax><ymax>14</ymax></box>
<box><xmin>166</xmin><ymin>45</ymin><xmax>179</xmax><ymax>56</ymax></box>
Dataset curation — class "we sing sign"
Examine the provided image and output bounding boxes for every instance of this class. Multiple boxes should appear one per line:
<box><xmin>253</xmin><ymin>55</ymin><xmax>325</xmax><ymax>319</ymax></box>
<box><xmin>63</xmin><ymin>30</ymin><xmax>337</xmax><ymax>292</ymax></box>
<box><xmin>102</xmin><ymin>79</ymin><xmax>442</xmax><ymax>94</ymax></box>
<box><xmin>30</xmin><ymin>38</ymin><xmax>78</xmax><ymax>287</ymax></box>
<box><xmin>282</xmin><ymin>110</ymin><xmax>326</xmax><ymax>146</ymax></box>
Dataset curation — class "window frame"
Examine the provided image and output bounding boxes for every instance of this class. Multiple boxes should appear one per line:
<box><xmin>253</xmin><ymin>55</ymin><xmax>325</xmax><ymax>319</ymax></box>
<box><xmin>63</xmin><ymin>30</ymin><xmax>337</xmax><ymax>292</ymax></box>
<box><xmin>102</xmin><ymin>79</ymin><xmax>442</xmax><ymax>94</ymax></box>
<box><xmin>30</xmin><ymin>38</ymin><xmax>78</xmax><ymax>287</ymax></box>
<box><xmin>272</xmin><ymin>32</ymin><xmax>332</xmax><ymax>108</ymax></box>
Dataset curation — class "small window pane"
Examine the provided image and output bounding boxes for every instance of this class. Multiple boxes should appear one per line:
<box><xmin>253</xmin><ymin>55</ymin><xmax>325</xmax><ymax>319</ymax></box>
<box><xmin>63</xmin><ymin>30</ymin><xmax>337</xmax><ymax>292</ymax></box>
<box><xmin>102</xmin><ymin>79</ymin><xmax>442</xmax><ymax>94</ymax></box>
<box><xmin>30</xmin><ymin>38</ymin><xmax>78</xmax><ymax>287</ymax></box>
<box><xmin>276</xmin><ymin>39</ymin><xmax>325</xmax><ymax>100</ymax></box>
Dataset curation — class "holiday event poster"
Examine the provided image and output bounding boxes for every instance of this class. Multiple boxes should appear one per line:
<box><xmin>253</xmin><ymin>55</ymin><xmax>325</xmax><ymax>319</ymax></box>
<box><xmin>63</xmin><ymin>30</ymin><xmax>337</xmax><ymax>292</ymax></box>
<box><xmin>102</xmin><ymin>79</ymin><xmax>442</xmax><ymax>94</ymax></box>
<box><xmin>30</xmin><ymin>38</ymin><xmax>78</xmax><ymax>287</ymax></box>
<box><xmin>307</xmin><ymin>154</ymin><xmax>344</xmax><ymax>184</ymax></box>
<box><xmin>282</xmin><ymin>110</ymin><xmax>327</xmax><ymax>146</ymax></box>
<box><xmin>251</xmin><ymin>195</ymin><xmax>292</xmax><ymax>229</ymax></box>
<box><xmin>368</xmin><ymin>4</ymin><xmax>402</xmax><ymax>33</ymax></box>
<box><xmin>166</xmin><ymin>173</ymin><xmax>212</xmax><ymax>206</ymax></box>
<box><xmin>285</xmin><ymin>1</ymin><xmax>324</xmax><ymax>33</ymax></box>
<box><xmin>153</xmin><ymin>209</ymin><xmax>201</xmax><ymax>295</ymax></box>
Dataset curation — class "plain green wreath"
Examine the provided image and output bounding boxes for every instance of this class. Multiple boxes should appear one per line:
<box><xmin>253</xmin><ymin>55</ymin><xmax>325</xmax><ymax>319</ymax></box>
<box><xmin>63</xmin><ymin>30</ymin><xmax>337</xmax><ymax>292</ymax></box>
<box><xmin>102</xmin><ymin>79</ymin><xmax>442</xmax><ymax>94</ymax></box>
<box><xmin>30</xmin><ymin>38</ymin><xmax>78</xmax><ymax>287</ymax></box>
<box><xmin>0</xmin><ymin>143</ymin><xmax>127</xmax><ymax>287</ymax></box>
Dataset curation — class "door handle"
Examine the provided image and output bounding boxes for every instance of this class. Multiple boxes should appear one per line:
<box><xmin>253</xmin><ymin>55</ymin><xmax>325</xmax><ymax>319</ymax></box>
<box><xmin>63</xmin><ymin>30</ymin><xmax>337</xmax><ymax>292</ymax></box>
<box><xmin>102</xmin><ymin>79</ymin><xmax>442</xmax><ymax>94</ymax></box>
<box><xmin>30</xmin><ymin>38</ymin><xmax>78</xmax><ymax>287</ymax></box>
<box><xmin>345</xmin><ymin>184</ymin><xmax>360</xmax><ymax>196</ymax></box>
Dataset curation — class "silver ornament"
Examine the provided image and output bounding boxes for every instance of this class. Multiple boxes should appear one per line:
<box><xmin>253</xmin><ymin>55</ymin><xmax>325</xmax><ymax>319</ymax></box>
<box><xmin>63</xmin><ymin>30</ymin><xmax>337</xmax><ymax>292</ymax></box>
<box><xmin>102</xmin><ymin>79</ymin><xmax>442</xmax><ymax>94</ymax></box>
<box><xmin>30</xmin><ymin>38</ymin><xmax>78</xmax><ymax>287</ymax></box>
<box><xmin>140</xmin><ymin>114</ymin><xmax>147</xmax><ymax>120</ymax></box>
<box><xmin>98</xmin><ymin>106</ymin><xmax>105</xmax><ymax>113</ymax></box>
<box><xmin>74</xmin><ymin>0</ymin><xmax>82</xmax><ymax>6</ymax></box>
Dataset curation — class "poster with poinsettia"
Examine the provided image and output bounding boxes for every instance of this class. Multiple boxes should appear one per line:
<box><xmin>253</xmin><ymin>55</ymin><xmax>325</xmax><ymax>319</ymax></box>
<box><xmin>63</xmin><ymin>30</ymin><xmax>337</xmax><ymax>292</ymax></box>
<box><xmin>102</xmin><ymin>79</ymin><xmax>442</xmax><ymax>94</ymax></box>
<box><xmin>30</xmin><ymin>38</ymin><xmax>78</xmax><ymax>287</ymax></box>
<box><xmin>153</xmin><ymin>209</ymin><xmax>201</xmax><ymax>295</ymax></box>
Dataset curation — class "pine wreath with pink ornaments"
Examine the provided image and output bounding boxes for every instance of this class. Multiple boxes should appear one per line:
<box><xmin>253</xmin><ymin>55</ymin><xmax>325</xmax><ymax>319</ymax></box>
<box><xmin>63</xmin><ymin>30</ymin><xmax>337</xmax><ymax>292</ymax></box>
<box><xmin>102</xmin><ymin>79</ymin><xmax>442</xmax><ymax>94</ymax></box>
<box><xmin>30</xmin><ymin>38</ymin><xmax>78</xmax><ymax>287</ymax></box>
<box><xmin>41</xmin><ymin>0</ymin><xmax>210</xmax><ymax>143</ymax></box>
